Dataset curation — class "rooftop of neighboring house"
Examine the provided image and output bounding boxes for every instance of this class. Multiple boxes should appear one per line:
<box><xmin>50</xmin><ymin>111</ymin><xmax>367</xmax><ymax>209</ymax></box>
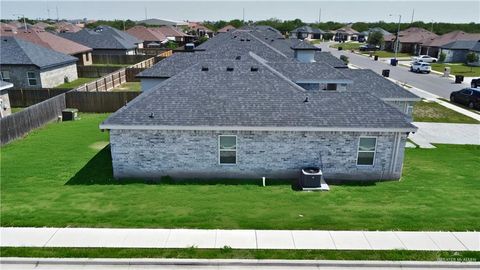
<box><xmin>137</xmin><ymin>18</ymin><xmax>188</xmax><ymax>27</ymax></box>
<box><xmin>335</xmin><ymin>25</ymin><xmax>359</xmax><ymax>35</ymax></box>
<box><xmin>33</xmin><ymin>22</ymin><xmax>51</xmax><ymax>30</ymax></box>
<box><xmin>55</xmin><ymin>21</ymin><xmax>82</xmax><ymax>33</ymax></box>
<box><xmin>0</xmin><ymin>36</ymin><xmax>77</xmax><ymax>69</ymax></box>
<box><xmin>217</xmin><ymin>25</ymin><xmax>236</xmax><ymax>33</ymax></box>
<box><xmin>59</xmin><ymin>25</ymin><xmax>142</xmax><ymax>50</ymax></box>
<box><xmin>8</xmin><ymin>29</ymin><xmax>92</xmax><ymax>55</ymax></box>
<box><xmin>422</xmin><ymin>30</ymin><xmax>480</xmax><ymax>47</ymax></box>
<box><xmin>155</xmin><ymin>26</ymin><xmax>191</xmax><ymax>38</ymax></box>
<box><xmin>441</xmin><ymin>40</ymin><xmax>480</xmax><ymax>52</ymax></box>
<box><xmin>0</xmin><ymin>23</ymin><xmax>17</xmax><ymax>35</ymax></box>
<box><xmin>188</xmin><ymin>22</ymin><xmax>213</xmax><ymax>33</ymax></box>
<box><xmin>291</xmin><ymin>25</ymin><xmax>325</xmax><ymax>34</ymax></box>
<box><xmin>385</xmin><ymin>27</ymin><xmax>438</xmax><ymax>43</ymax></box>
<box><xmin>359</xmin><ymin>27</ymin><xmax>391</xmax><ymax>36</ymax></box>
<box><xmin>101</xmin><ymin>57</ymin><xmax>415</xmax><ymax>132</ymax></box>
<box><xmin>126</xmin><ymin>25</ymin><xmax>167</xmax><ymax>43</ymax></box>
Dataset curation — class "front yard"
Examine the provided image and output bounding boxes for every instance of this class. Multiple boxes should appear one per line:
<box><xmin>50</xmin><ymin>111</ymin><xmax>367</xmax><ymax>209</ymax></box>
<box><xmin>1</xmin><ymin>114</ymin><xmax>479</xmax><ymax>231</ymax></box>
<box><xmin>413</xmin><ymin>100</ymin><xmax>480</xmax><ymax>124</ymax></box>
<box><xmin>431</xmin><ymin>63</ymin><xmax>480</xmax><ymax>77</ymax></box>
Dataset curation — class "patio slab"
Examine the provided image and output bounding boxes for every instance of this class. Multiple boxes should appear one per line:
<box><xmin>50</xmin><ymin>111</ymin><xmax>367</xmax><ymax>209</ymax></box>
<box><xmin>215</xmin><ymin>230</ymin><xmax>257</xmax><ymax>249</ymax></box>
<box><xmin>363</xmin><ymin>231</ymin><xmax>405</xmax><ymax>250</ymax></box>
<box><xmin>256</xmin><ymin>230</ymin><xmax>295</xmax><ymax>249</ymax></box>
<box><xmin>291</xmin><ymin>230</ymin><xmax>336</xmax><ymax>249</ymax></box>
<box><xmin>329</xmin><ymin>231</ymin><xmax>371</xmax><ymax>250</ymax></box>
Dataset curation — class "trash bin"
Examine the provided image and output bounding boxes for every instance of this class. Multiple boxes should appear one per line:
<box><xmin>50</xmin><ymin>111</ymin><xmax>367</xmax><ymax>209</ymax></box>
<box><xmin>62</xmin><ymin>108</ymin><xmax>78</xmax><ymax>121</ymax></box>
<box><xmin>443</xmin><ymin>67</ymin><xmax>451</xmax><ymax>77</ymax></box>
<box><xmin>455</xmin><ymin>75</ymin><xmax>464</xmax><ymax>84</ymax></box>
<box><xmin>374</xmin><ymin>55</ymin><xmax>379</xmax><ymax>61</ymax></box>
<box><xmin>390</xmin><ymin>58</ymin><xmax>398</xmax><ymax>66</ymax></box>
<box><xmin>382</xmin><ymin>69</ymin><xmax>390</xmax><ymax>77</ymax></box>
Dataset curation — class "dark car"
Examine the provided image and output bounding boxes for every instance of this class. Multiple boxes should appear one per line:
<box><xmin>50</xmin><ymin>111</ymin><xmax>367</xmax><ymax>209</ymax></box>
<box><xmin>359</xmin><ymin>44</ymin><xmax>380</xmax><ymax>51</ymax></box>
<box><xmin>471</xmin><ymin>78</ymin><xmax>480</xmax><ymax>88</ymax></box>
<box><xmin>450</xmin><ymin>88</ymin><xmax>480</xmax><ymax>109</ymax></box>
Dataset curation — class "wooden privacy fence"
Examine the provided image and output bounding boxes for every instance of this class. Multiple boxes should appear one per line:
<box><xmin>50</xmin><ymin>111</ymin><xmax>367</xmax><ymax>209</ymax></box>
<box><xmin>8</xmin><ymin>88</ymin><xmax>71</xmax><ymax>107</ymax></box>
<box><xmin>92</xmin><ymin>54</ymin><xmax>152</xmax><ymax>65</ymax></box>
<box><xmin>137</xmin><ymin>48</ymin><xmax>173</xmax><ymax>56</ymax></box>
<box><xmin>76</xmin><ymin>70</ymin><xmax>126</xmax><ymax>92</ymax></box>
<box><xmin>77</xmin><ymin>66</ymin><xmax>123</xmax><ymax>78</ymax></box>
<box><xmin>66</xmin><ymin>91</ymin><xmax>140</xmax><ymax>113</ymax></box>
<box><xmin>0</xmin><ymin>94</ymin><xmax>66</xmax><ymax>145</ymax></box>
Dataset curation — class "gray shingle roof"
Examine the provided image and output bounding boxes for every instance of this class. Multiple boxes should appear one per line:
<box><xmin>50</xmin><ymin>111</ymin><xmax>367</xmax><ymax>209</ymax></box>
<box><xmin>340</xmin><ymin>69</ymin><xmax>420</xmax><ymax>100</ymax></box>
<box><xmin>291</xmin><ymin>26</ymin><xmax>324</xmax><ymax>34</ymax></box>
<box><xmin>314</xmin><ymin>52</ymin><xmax>348</xmax><ymax>68</ymax></box>
<box><xmin>0</xmin><ymin>36</ymin><xmax>77</xmax><ymax>69</ymax></box>
<box><xmin>102</xmin><ymin>59</ymin><xmax>415</xmax><ymax>131</ymax></box>
<box><xmin>59</xmin><ymin>25</ymin><xmax>141</xmax><ymax>50</ymax></box>
<box><xmin>441</xmin><ymin>40</ymin><xmax>480</xmax><ymax>51</ymax></box>
<box><xmin>267</xmin><ymin>62</ymin><xmax>350</xmax><ymax>82</ymax></box>
<box><xmin>291</xmin><ymin>40</ymin><xmax>319</xmax><ymax>50</ymax></box>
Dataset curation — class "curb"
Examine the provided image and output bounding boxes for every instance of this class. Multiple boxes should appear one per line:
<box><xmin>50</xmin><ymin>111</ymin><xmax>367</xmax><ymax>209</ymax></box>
<box><xmin>1</xmin><ymin>258</ymin><xmax>480</xmax><ymax>268</ymax></box>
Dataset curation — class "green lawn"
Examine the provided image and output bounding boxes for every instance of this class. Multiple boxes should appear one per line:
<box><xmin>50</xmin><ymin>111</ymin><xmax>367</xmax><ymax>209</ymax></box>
<box><xmin>1</xmin><ymin>247</ymin><xmax>478</xmax><ymax>261</ymax></box>
<box><xmin>371</xmin><ymin>51</ymin><xmax>412</xmax><ymax>58</ymax></box>
<box><xmin>55</xmin><ymin>77</ymin><xmax>96</xmax><ymax>89</ymax></box>
<box><xmin>10</xmin><ymin>107</ymin><xmax>24</xmax><ymax>113</ymax></box>
<box><xmin>111</xmin><ymin>82</ymin><xmax>141</xmax><ymax>92</ymax></box>
<box><xmin>431</xmin><ymin>63</ymin><xmax>480</xmax><ymax>77</ymax></box>
<box><xmin>1</xmin><ymin>114</ymin><xmax>479</xmax><ymax>231</ymax></box>
<box><xmin>329</xmin><ymin>42</ymin><xmax>362</xmax><ymax>50</ymax></box>
<box><xmin>413</xmin><ymin>100</ymin><xmax>480</xmax><ymax>124</ymax></box>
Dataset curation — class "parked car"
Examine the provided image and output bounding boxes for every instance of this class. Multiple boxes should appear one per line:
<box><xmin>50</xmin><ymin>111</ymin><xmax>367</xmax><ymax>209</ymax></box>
<box><xmin>359</xmin><ymin>44</ymin><xmax>380</xmax><ymax>51</ymax></box>
<box><xmin>471</xmin><ymin>78</ymin><xmax>480</xmax><ymax>88</ymax></box>
<box><xmin>410</xmin><ymin>62</ymin><xmax>431</xmax><ymax>73</ymax></box>
<box><xmin>411</xmin><ymin>55</ymin><xmax>438</xmax><ymax>63</ymax></box>
<box><xmin>450</xmin><ymin>88</ymin><xmax>480</xmax><ymax>109</ymax></box>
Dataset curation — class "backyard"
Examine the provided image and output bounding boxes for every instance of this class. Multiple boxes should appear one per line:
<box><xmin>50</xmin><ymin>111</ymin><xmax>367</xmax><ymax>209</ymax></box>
<box><xmin>55</xmin><ymin>77</ymin><xmax>96</xmax><ymax>89</ymax></box>
<box><xmin>431</xmin><ymin>63</ymin><xmax>480</xmax><ymax>77</ymax></box>
<box><xmin>1</xmin><ymin>114</ymin><xmax>479</xmax><ymax>231</ymax></box>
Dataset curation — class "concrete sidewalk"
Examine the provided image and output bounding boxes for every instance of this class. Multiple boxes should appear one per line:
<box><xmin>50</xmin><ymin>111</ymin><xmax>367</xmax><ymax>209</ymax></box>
<box><xmin>1</xmin><ymin>227</ymin><xmax>478</xmax><ymax>251</ymax></box>
<box><xmin>409</xmin><ymin>122</ymin><xmax>480</xmax><ymax>148</ymax></box>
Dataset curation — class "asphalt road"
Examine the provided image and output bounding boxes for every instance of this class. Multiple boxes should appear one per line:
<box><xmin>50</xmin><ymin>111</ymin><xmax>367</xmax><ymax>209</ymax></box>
<box><xmin>318</xmin><ymin>43</ymin><xmax>470</xmax><ymax>99</ymax></box>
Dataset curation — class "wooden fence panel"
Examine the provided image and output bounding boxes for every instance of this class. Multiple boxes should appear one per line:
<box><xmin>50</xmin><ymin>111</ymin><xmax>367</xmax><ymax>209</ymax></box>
<box><xmin>77</xmin><ymin>66</ymin><xmax>123</xmax><ymax>78</ymax></box>
<box><xmin>65</xmin><ymin>91</ymin><xmax>140</xmax><ymax>113</ymax></box>
<box><xmin>0</xmin><ymin>94</ymin><xmax>66</xmax><ymax>145</ymax></box>
<box><xmin>8</xmin><ymin>88</ymin><xmax>71</xmax><ymax>107</ymax></box>
<box><xmin>92</xmin><ymin>54</ymin><xmax>151</xmax><ymax>65</ymax></box>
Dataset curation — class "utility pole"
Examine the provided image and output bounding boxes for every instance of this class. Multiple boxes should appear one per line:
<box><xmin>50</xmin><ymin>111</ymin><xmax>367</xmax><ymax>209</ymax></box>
<box><xmin>56</xmin><ymin>6</ymin><xmax>59</xmax><ymax>21</ymax></box>
<box><xmin>242</xmin><ymin>8</ymin><xmax>245</xmax><ymax>22</ymax></box>
<box><xmin>431</xmin><ymin>20</ymin><xmax>434</xmax><ymax>33</ymax></box>
<box><xmin>389</xmin><ymin>14</ymin><xmax>402</xmax><ymax>60</ymax></box>
<box><xmin>318</xmin><ymin>8</ymin><xmax>322</xmax><ymax>23</ymax></box>
<box><xmin>13</xmin><ymin>14</ymin><xmax>27</xmax><ymax>30</ymax></box>
<box><xmin>411</xmin><ymin>9</ymin><xmax>414</xmax><ymax>24</ymax></box>
<box><xmin>144</xmin><ymin>7</ymin><xmax>147</xmax><ymax>20</ymax></box>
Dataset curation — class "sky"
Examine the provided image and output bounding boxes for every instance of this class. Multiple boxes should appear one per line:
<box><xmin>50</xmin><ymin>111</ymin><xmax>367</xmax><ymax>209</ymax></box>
<box><xmin>1</xmin><ymin>1</ymin><xmax>479</xmax><ymax>23</ymax></box>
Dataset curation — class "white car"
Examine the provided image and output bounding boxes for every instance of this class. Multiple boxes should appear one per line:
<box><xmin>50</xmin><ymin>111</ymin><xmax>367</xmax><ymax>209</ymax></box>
<box><xmin>411</xmin><ymin>55</ymin><xmax>438</xmax><ymax>63</ymax></box>
<box><xmin>410</xmin><ymin>62</ymin><xmax>431</xmax><ymax>73</ymax></box>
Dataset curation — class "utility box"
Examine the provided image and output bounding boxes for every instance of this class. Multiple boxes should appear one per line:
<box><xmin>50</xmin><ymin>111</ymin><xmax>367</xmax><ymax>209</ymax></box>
<box><xmin>62</xmin><ymin>108</ymin><xmax>78</xmax><ymax>121</ymax></box>
<box><xmin>300</xmin><ymin>167</ymin><xmax>322</xmax><ymax>189</ymax></box>
<box><xmin>444</xmin><ymin>67</ymin><xmax>451</xmax><ymax>77</ymax></box>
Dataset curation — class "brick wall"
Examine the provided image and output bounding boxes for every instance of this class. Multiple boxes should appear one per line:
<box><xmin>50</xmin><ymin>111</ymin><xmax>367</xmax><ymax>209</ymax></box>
<box><xmin>109</xmin><ymin>129</ymin><xmax>408</xmax><ymax>182</ymax></box>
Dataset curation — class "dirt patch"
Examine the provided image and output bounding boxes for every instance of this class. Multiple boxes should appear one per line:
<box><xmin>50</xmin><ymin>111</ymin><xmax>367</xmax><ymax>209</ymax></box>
<box><xmin>89</xmin><ymin>141</ymin><xmax>109</xmax><ymax>150</ymax></box>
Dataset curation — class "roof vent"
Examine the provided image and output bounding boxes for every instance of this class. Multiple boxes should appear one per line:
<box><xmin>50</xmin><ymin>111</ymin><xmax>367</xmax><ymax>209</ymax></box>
<box><xmin>250</xmin><ymin>67</ymin><xmax>258</xmax><ymax>72</ymax></box>
<box><xmin>303</xmin><ymin>97</ymin><xmax>309</xmax><ymax>103</ymax></box>
<box><xmin>201</xmin><ymin>66</ymin><xmax>209</xmax><ymax>71</ymax></box>
<box><xmin>240</xmin><ymin>38</ymin><xmax>245</xmax><ymax>41</ymax></box>
<box><xmin>235</xmin><ymin>56</ymin><xmax>241</xmax><ymax>60</ymax></box>
<box><xmin>246</xmin><ymin>39</ymin><xmax>250</xmax><ymax>41</ymax></box>
<box><xmin>149</xmin><ymin>112</ymin><xmax>155</xmax><ymax>118</ymax></box>
<box><xmin>226</xmin><ymin>67</ymin><xmax>234</xmax><ymax>72</ymax></box>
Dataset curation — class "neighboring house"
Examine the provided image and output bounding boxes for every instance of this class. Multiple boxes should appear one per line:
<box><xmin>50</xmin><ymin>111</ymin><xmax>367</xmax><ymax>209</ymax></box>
<box><xmin>55</xmin><ymin>21</ymin><xmax>82</xmax><ymax>33</ymax></box>
<box><xmin>155</xmin><ymin>26</ymin><xmax>193</xmax><ymax>45</ymax></box>
<box><xmin>100</xmin><ymin>55</ymin><xmax>416</xmax><ymax>181</ymax></box>
<box><xmin>291</xmin><ymin>26</ymin><xmax>324</xmax><ymax>40</ymax></box>
<box><xmin>138</xmin><ymin>18</ymin><xmax>188</xmax><ymax>27</ymax></box>
<box><xmin>420</xmin><ymin>31</ymin><xmax>480</xmax><ymax>57</ymax></box>
<box><xmin>217</xmin><ymin>25</ymin><xmax>236</xmax><ymax>33</ymax></box>
<box><xmin>384</xmin><ymin>27</ymin><xmax>438</xmax><ymax>55</ymax></box>
<box><xmin>33</xmin><ymin>22</ymin><xmax>51</xmax><ymax>31</ymax></box>
<box><xmin>0</xmin><ymin>23</ymin><xmax>17</xmax><ymax>36</ymax></box>
<box><xmin>188</xmin><ymin>22</ymin><xmax>214</xmax><ymax>38</ymax></box>
<box><xmin>334</xmin><ymin>25</ymin><xmax>359</xmax><ymax>41</ymax></box>
<box><xmin>7</xmin><ymin>30</ymin><xmax>93</xmax><ymax>65</ymax></box>
<box><xmin>0</xmin><ymin>80</ymin><xmax>13</xmax><ymax>118</ymax></box>
<box><xmin>439</xmin><ymin>40</ymin><xmax>480</xmax><ymax>64</ymax></box>
<box><xmin>358</xmin><ymin>27</ymin><xmax>391</xmax><ymax>43</ymax></box>
<box><xmin>126</xmin><ymin>26</ymin><xmax>168</xmax><ymax>48</ymax></box>
<box><xmin>0</xmin><ymin>36</ymin><xmax>78</xmax><ymax>89</ymax></box>
<box><xmin>60</xmin><ymin>25</ymin><xmax>143</xmax><ymax>55</ymax></box>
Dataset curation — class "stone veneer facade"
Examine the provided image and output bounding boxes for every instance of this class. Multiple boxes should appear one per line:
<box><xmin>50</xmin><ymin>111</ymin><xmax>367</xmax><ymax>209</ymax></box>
<box><xmin>109</xmin><ymin>129</ymin><xmax>408</xmax><ymax>181</ymax></box>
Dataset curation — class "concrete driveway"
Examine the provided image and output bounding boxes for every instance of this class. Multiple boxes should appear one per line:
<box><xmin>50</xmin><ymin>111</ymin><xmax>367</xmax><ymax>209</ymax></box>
<box><xmin>317</xmin><ymin>43</ymin><xmax>471</xmax><ymax>99</ymax></box>
<box><xmin>409</xmin><ymin>122</ymin><xmax>480</xmax><ymax>148</ymax></box>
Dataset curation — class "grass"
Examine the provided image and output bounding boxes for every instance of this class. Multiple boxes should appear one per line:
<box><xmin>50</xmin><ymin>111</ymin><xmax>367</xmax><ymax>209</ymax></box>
<box><xmin>329</xmin><ymin>42</ymin><xmax>362</xmax><ymax>50</ymax></box>
<box><xmin>10</xmin><ymin>107</ymin><xmax>24</xmax><ymax>113</ymax></box>
<box><xmin>1</xmin><ymin>114</ymin><xmax>479</xmax><ymax>231</ymax></box>
<box><xmin>431</xmin><ymin>63</ymin><xmax>480</xmax><ymax>77</ymax></box>
<box><xmin>413</xmin><ymin>100</ymin><xmax>480</xmax><ymax>123</ymax></box>
<box><xmin>54</xmin><ymin>77</ymin><xmax>96</xmax><ymax>89</ymax></box>
<box><xmin>1</xmin><ymin>247</ymin><xmax>479</xmax><ymax>261</ymax></box>
<box><xmin>371</xmin><ymin>51</ymin><xmax>412</xmax><ymax>58</ymax></box>
<box><xmin>111</xmin><ymin>82</ymin><xmax>141</xmax><ymax>92</ymax></box>
<box><xmin>439</xmin><ymin>98</ymin><xmax>480</xmax><ymax>115</ymax></box>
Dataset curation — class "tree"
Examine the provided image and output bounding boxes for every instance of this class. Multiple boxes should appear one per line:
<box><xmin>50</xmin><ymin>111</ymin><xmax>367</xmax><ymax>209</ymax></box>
<box><xmin>465</xmin><ymin>52</ymin><xmax>479</xmax><ymax>71</ymax></box>
<box><xmin>439</xmin><ymin>52</ymin><xmax>446</xmax><ymax>63</ymax></box>
<box><xmin>368</xmin><ymin>31</ymin><xmax>384</xmax><ymax>47</ymax></box>
<box><xmin>340</xmin><ymin>55</ymin><xmax>349</xmax><ymax>65</ymax></box>
<box><xmin>322</xmin><ymin>32</ymin><xmax>334</xmax><ymax>41</ymax></box>
<box><xmin>165</xmin><ymin>41</ymin><xmax>178</xmax><ymax>49</ymax></box>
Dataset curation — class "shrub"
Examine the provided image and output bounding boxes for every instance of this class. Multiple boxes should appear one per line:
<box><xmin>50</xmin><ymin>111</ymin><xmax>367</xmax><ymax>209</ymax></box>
<box><xmin>340</xmin><ymin>55</ymin><xmax>349</xmax><ymax>64</ymax></box>
<box><xmin>439</xmin><ymin>52</ymin><xmax>446</xmax><ymax>63</ymax></box>
<box><xmin>466</xmin><ymin>52</ymin><xmax>479</xmax><ymax>66</ymax></box>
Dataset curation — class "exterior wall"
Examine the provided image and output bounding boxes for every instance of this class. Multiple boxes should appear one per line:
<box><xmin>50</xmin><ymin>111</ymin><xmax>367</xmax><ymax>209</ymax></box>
<box><xmin>39</xmin><ymin>63</ymin><xmax>78</xmax><ymax>88</ymax></box>
<box><xmin>440</xmin><ymin>49</ymin><xmax>469</xmax><ymax>63</ymax></box>
<box><xmin>0</xmin><ymin>90</ymin><xmax>11</xmax><ymax>118</ymax></box>
<box><xmin>109</xmin><ymin>129</ymin><xmax>408</xmax><ymax>182</ymax></box>
<box><xmin>0</xmin><ymin>65</ymin><xmax>41</xmax><ymax>89</ymax></box>
<box><xmin>141</xmin><ymin>78</ymin><xmax>166</xmax><ymax>92</ymax></box>
<box><xmin>75</xmin><ymin>52</ymin><xmax>93</xmax><ymax>66</ymax></box>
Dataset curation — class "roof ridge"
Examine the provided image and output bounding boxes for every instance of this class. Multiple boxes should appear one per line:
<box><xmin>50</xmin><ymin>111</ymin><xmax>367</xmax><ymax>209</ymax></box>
<box><xmin>246</xmin><ymin>32</ymin><xmax>288</xmax><ymax>59</ymax></box>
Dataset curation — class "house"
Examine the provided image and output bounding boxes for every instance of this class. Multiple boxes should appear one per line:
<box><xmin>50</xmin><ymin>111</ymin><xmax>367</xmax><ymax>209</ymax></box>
<box><xmin>126</xmin><ymin>26</ymin><xmax>168</xmax><ymax>48</ymax></box>
<box><xmin>102</xmin><ymin>27</ymin><xmax>419</xmax><ymax>182</ymax></box>
<box><xmin>60</xmin><ymin>26</ymin><xmax>143</xmax><ymax>55</ymax></box>
<box><xmin>217</xmin><ymin>25</ymin><xmax>236</xmax><ymax>33</ymax></box>
<box><xmin>0</xmin><ymin>80</ymin><xmax>13</xmax><ymax>118</ymax></box>
<box><xmin>0</xmin><ymin>36</ymin><xmax>78</xmax><ymax>89</ymax></box>
<box><xmin>358</xmin><ymin>27</ymin><xmax>391</xmax><ymax>43</ymax></box>
<box><xmin>334</xmin><ymin>25</ymin><xmax>359</xmax><ymax>41</ymax></box>
<box><xmin>54</xmin><ymin>21</ymin><xmax>82</xmax><ymax>33</ymax></box>
<box><xmin>439</xmin><ymin>40</ymin><xmax>480</xmax><ymax>64</ymax></box>
<box><xmin>291</xmin><ymin>26</ymin><xmax>324</xmax><ymax>40</ymax></box>
<box><xmin>420</xmin><ymin>31</ymin><xmax>480</xmax><ymax>57</ymax></box>
<box><xmin>138</xmin><ymin>18</ymin><xmax>188</xmax><ymax>27</ymax></box>
<box><xmin>154</xmin><ymin>26</ymin><xmax>193</xmax><ymax>45</ymax></box>
<box><xmin>384</xmin><ymin>27</ymin><xmax>438</xmax><ymax>55</ymax></box>
<box><xmin>188</xmin><ymin>22</ymin><xmax>214</xmax><ymax>38</ymax></box>
<box><xmin>7</xmin><ymin>30</ymin><xmax>93</xmax><ymax>65</ymax></box>
<box><xmin>0</xmin><ymin>23</ymin><xmax>17</xmax><ymax>35</ymax></box>
<box><xmin>33</xmin><ymin>22</ymin><xmax>51</xmax><ymax>31</ymax></box>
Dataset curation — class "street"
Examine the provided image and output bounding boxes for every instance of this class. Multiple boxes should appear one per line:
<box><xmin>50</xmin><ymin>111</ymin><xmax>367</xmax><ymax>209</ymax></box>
<box><xmin>317</xmin><ymin>43</ymin><xmax>469</xmax><ymax>99</ymax></box>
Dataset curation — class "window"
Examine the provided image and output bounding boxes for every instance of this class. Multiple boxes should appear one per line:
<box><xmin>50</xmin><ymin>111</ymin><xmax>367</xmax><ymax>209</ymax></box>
<box><xmin>406</xmin><ymin>104</ymin><xmax>414</xmax><ymax>115</ymax></box>
<box><xmin>219</xmin><ymin>135</ymin><xmax>237</xmax><ymax>164</ymax></box>
<box><xmin>357</xmin><ymin>137</ymin><xmax>376</xmax><ymax>166</ymax></box>
<box><xmin>0</xmin><ymin>71</ymin><xmax>10</xmax><ymax>82</ymax></box>
<box><xmin>27</xmin><ymin>72</ymin><xmax>37</xmax><ymax>86</ymax></box>
<box><xmin>324</xmin><ymin>83</ymin><xmax>337</xmax><ymax>91</ymax></box>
